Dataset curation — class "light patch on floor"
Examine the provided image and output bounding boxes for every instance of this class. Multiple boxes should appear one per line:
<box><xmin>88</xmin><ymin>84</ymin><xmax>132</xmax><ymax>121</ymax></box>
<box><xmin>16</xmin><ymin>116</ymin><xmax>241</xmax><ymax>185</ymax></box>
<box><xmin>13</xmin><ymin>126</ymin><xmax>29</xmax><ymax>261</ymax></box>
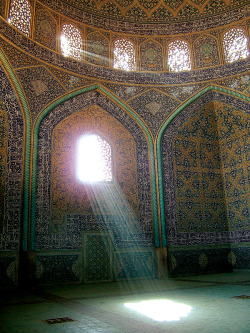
<box><xmin>124</xmin><ymin>299</ymin><xmax>192</xmax><ymax>321</ymax></box>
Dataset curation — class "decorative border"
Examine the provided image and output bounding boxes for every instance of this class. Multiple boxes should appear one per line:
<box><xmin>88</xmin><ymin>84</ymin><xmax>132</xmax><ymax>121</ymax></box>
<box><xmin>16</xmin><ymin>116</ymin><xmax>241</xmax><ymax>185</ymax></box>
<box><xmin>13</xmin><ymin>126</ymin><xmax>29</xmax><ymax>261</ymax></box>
<box><xmin>0</xmin><ymin>18</ymin><xmax>249</xmax><ymax>85</ymax></box>
<box><xmin>0</xmin><ymin>49</ymin><xmax>30</xmax><ymax>251</ymax></box>
<box><xmin>37</xmin><ymin>1</ymin><xmax>249</xmax><ymax>35</ymax></box>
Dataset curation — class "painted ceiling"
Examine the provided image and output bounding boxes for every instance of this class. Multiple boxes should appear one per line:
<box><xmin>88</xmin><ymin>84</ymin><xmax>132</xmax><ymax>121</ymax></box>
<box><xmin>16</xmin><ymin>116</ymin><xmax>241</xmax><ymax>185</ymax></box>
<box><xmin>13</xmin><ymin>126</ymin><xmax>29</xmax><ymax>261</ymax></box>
<box><xmin>49</xmin><ymin>0</ymin><xmax>248</xmax><ymax>23</ymax></box>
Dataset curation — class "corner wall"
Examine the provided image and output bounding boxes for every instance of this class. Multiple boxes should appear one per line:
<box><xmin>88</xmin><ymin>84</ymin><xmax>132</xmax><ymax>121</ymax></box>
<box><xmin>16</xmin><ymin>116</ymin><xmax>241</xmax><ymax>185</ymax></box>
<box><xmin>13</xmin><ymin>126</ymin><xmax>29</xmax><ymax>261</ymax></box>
<box><xmin>161</xmin><ymin>91</ymin><xmax>250</xmax><ymax>276</ymax></box>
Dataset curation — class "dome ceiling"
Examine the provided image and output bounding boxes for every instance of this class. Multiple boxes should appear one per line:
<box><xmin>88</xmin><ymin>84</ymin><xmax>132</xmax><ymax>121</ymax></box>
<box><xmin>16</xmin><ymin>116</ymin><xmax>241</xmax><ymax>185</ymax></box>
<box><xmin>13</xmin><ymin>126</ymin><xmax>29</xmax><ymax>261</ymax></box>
<box><xmin>49</xmin><ymin>0</ymin><xmax>248</xmax><ymax>23</ymax></box>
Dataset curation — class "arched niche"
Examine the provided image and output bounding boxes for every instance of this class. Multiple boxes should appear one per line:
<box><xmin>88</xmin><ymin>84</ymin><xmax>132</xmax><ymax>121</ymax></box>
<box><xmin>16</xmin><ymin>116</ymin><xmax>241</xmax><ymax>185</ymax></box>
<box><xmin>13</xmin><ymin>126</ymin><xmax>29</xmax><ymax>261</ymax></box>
<box><xmin>140</xmin><ymin>39</ymin><xmax>163</xmax><ymax>71</ymax></box>
<box><xmin>34</xmin><ymin>90</ymin><xmax>154</xmax><ymax>250</ymax></box>
<box><xmin>194</xmin><ymin>34</ymin><xmax>220</xmax><ymax>68</ymax></box>
<box><xmin>86</xmin><ymin>32</ymin><xmax>109</xmax><ymax>67</ymax></box>
<box><xmin>50</xmin><ymin>105</ymin><xmax>139</xmax><ymax>233</ymax></box>
<box><xmin>34</xmin><ymin>9</ymin><xmax>57</xmax><ymax>51</ymax></box>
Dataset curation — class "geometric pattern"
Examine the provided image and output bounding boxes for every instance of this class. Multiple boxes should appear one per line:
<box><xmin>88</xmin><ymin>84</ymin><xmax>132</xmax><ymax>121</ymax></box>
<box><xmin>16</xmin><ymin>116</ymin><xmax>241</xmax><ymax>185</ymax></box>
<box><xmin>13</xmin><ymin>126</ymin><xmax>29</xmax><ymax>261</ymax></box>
<box><xmin>35</xmin><ymin>253</ymin><xmax>80</xmax><ymax>283</ymax></box>
<box><xmin>15</xmin><ymin>66</ymin><xmax>66</xmax><ymax>122</ymax></box>
<box><xmin>140</xmin><ymin>40</ymin><xmax>163</xmax><ymax>71</ymax></box>
<box><xmin>168</xmin><ymin>245</ymin><xmax>232</xmax><ymax>277</ymax></box>
<box><xmin>217</xmin><ymin>102</ymin><xmax>250</xmax><ymax>230</ymax></box>
<box><xmin>173</xmin><ymin>102</ymin><xmax>227</xmax><ymax>233</ymax></box>
<box><xmin>1</xmin><ymin>10</ymin><xmax>250</xmax><ymax>284</ymax></box>
<box><xmin>47</xmin><ymin>66</ymin><xmax>94</xmax><ymax>91</ymax></box>
<box><xmin>38</xmin><ymin>0</ymin><xmax>249</xmax><ymax>24</ymax></box>
<box><xmin>34</xmin><ymin>10</ymin><xmax>57</xmax><ymax>51</ymax></box>
<box><xmin>0</xmin><ymin>65</ymin><xmax>24</xmax><ymax>252</ymax></box>
<box><xmin>86</xmin><ymin>32</ymin><xmax>109</xmax><ymax>67</ymax></box>
<box><xmin>194</xmin><ymin>34</ymin><xmax>220</xmax><ymax>68</ymax></box>
<box><xmin>128</xmin><ymin>89</ymin><xmax>180</xmax><ymax>136</ymax></box>
<box><xmin>83</xmin><ymin>232</ymin><xmax>113</xmax><ymax>282</ymax></box>
<box><xmin>161</xmin><ymin>91</ymin><xmax>250</xmax><ymax>246</ymax></box>
<box><xmin>0</xmin><ymin>99</ymin><xmax>7</xmax><ymax>233</ymax></box>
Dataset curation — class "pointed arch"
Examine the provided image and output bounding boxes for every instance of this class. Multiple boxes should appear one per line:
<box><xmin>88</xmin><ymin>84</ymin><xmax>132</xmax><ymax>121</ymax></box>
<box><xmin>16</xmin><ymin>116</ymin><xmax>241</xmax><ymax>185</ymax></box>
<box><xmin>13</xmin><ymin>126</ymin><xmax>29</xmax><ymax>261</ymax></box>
<box><xmin>193</xmin><ymin>33</ymin><xmax>220</xmax><ymax>68</ymax></box>
<box><xmin>86</xmin><ymin>31</ymin><xmax>110</xmax><ymax>67</ymax></box>
<box><xmin>60</xmin><ymin>23</ymin><xmax>83</xmax><ymax>60</ymax></box>
<box><xmin>8</xmin><ymin>0</ymin><xmax>31</xmax><ymax>36</ymax></box>
<box><xmin>30</xmin><ymin>85</ymin><xmax>159</xmax><ymax>249</ymax></box>
<box><xmin>156</xmin><ymin>85</ymin><xmax>250</xmax><ymax>246</ymax></box>
<box><xmin>113</xmin><ymin>38</ymin><xmax>136</xmax><ymax>71</ymax></box>
<box><xmin>140</xmin><ymin>39</ymin><xmax>163</xmax><ymax>71</ymax></box>
<box><xmin>223</xmin><ymin>28</ymin><xmax>249</xmax><ymax>63</ymax></box>
<box><xmin>34</xmin><ymin>9</ymin><xmax>58</xmax><ymax>50</ymax></box>
<box><xmin>77</xmin><ymin>133</ymin><xmax>113</xmax><ymax>183</ymax></box>
<box><xmin>167</xmin><ymin>39</ymin><xmax>191</xmax><ymax>72</ymax></box>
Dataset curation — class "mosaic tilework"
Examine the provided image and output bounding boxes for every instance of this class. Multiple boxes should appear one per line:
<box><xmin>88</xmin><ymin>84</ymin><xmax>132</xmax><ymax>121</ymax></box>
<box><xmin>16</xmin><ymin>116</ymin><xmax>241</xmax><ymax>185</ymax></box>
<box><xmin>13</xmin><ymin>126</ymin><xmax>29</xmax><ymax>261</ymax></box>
<box><xmin>0</xmin><ymin>65</ymin><xmax>24</xmax><ymax>252</ymax></box>
<box><xmin>230</xmin><ymin>243</ymin><xmax>250</xmax><ymax>269</ymax></box>
<box><xmin>1</xmin><ymin>19</ymin><xmax>249</xmax><ymax>86</ymax></box>
<box><xmin>0</xmin><ymin>39</ymin><xmax>41</xmax><ymax>69</ymax></box>
<box><xmin>216</xmin><ymin>74</ymin><xmax>250</xmax><ymax>94</ymax></box>
<box><xmin>0</xmin><ymin>99</ymin><xmax>7</xmax><ymax>233</ymax></box>
<box><xmin>0</xmin><ymin>254</ymin><xmax>18</xmax><ymax>287</ymax></box>
<box><xmin>159</xmin><ymin>83</ymin><xmax>208</xmax><ymax>101</ymax></box>
<box><xmin>161</xmin><ymin>90</ymin><xmax>249</xmax><ymax>247</ymax></box>
<box><xmin>34</xmin><ymin>10</ymin><xmax>57</xmax><ymax>51</ymax></box>
<box><xmin>86</xmin><ymin>32</ymin><xmax>110</xmax><ymax>67</ymax></box>
<box><xmin>35</xmin><ymin>253</ymin><xmax>81</xmax><ymax>283</ymax></box>
<box><xmin>15</xmin><ymin>66</ymin><xmax>66</xmax><ymax>121</ymax></box>
<box><xmin>128</xmin><ymin>89</ymin><xmax>180</xmax><ymax>136</ymax></box>
<box><xmin>114</xmin><ymin>248</ymin><xmax>155</xmax><ymax>280</ymax></box>
<box><xmin>83</xmin><ymin>232</ymin><xmax>113</xmax><ymax>282</ymax></box>
<box><xmin>140</xmin><ymin>40</ymin><xmax>163</xmax><ymax>71</ymax></box>
<box><xmin>0</xmin><ymin>0</ymin><xmax>6</xmax><ymax>19</ymax></box>
<box><xmin>37</xmin><ymin>0</ymin><xmax>249</xmax><ymax>35</ymax></box>
<box><xmin>35</xmin><ymin>91</ymin><xmax>153</xmax><ymax>250</ymax></box>
<box><xmin>34</xmin><ymin>244</ymin><xmax>156</xmax><ymax>284</ymax></box>
<box><xmin>194</xmin><ymin>34</ymin><xmax>220</xmax><ymax>68</ymax></box>
<box><xmin>101</xmin><ymin>83</ymin><xmax>149</xmax><ymax>101</ymax></box>
<box><xmin>168</xmin><ymin>245</ymin><xmax>232</xmax><ymax>277</ymax></box>
<box><xmin>63</xmin><ymin>214</ymin><xmax>153</xmax><ymax>249</ymax></box>
<box><xmin>173</xmin><ymin>102</ymin><xmax>227</xmax><ymax>233</ymax></box>
<box><xmin>51</xmin><ymin>106</ymin><xmax>139</xmax><ymax>234</ymax></box>
<box><xmin>216</xmin><ymin>103</ymin><xmax>250</xmax><ymax>231</ymax></box>
<box><xmin>47</xmin><ymin>66</ymin><xmax>94</xmax><ymax>91</ymax></box>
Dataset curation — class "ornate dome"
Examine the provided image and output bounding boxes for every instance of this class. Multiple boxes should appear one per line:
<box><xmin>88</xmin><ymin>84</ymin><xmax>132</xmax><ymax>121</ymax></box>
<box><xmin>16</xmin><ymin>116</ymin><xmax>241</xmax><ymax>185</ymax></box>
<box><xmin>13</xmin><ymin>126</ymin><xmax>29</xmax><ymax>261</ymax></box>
<box><xmin>39</xmin><ymin>0</ymin><xmax>249</xmax><ymax>34</ymax></box>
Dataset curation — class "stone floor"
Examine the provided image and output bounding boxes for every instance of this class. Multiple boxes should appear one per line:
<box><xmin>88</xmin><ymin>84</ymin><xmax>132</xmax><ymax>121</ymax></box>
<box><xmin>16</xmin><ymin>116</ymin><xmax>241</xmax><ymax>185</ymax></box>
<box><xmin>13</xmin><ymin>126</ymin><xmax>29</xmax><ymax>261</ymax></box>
<box><xmin>0</xmin><ymin>271</ymin><xmax>249</xmax><ymax>333</ymax></box>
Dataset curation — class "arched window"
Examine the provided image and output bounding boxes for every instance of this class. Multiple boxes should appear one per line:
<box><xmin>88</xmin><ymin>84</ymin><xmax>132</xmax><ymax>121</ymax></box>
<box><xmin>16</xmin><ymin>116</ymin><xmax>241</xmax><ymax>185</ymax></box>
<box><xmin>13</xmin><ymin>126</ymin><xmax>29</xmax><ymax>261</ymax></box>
<box><xmin>8</xmin><ymin>0</ymin><xmax>31</xmax><ymax>37</ymax></box>
<box><xmin>114</xmin><ymin>39</ymin><xmax>136</xmax><ymax>71</ymax></box>
<box><xmin>60</xmin><ymin>24</ymin><xmax>83</xmax><ymax>60</ymax></box>
<box><xmin>223</xmin><ymin>28</ymin><xmax>249</xmax><ymax>63</ymax></box>
<box><xmin>77</xmin><ymin>134</ymin><xmax>113</xmax><ymax>183</ymax></box>
<box><xmin>167</xmin><ymin>40</ymin><xmax>191</xmax><ymax>72</ymax></box>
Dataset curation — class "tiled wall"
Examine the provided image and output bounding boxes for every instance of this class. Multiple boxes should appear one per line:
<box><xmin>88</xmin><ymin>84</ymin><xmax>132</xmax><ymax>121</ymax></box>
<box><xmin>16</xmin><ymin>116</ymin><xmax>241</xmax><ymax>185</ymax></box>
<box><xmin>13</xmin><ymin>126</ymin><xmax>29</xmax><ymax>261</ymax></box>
<box><xmin>161</xmin><ymin>91</ymin><xmax>250</xmax><ymax>276</ymax></box>
<box><xmin>0</xmin><ymin>11</ymin><xmax>249</xmax><ymax>285</ymax></box>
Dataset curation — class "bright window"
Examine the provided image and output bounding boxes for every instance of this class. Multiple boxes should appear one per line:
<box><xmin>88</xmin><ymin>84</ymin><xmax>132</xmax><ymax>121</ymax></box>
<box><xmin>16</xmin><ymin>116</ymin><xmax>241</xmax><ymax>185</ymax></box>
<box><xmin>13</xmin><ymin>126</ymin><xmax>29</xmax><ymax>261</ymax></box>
<box><xmin>114</xmin><ymin>39</ymin><xmax>136</xmax><ymax>71</ymax></box>
<box><xmin>8</xmin><ymin>0</ymin><xmax>31</xmax><ymax>36</ymax></box>
<box><xmin>61</xmin><ymin>24</ymin><xmax>83</xmax><ymax>60</ymax></box>
<box><xmin>223</xmin><ymin>28</ymin><xmax>249</xmax><ymax>63</ymax></box>
<box><xmin>167</xmin><ymin>40</ymin><xmax>191</xmax><ymax>72</ymax></box>
<box><xmin>77</xmin><ymin>134</ymin><xmax>113</xmax><ymax>183</ymax></box>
